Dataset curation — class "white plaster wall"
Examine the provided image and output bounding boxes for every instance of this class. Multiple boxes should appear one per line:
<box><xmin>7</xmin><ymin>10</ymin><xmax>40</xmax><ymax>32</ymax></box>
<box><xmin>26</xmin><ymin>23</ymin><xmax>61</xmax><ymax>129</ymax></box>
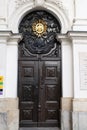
<box><xmin>0</xmin><ymin>32</ymin><xmax>21</xmax><ymax>98</ymax></box>
<box><xmin>0</xmin><ymin>43</ymin><xmax>7</xmax><ymax>98</ymax></box>
<box><xmin>0</xmin><ymin>0</ymin><xmax>6</xmax><ymax>17</ymax></box>
<box><xmin>75</xmin><ymin>0</ymin><xmax>87</xmax><ymax>19</ymax></box>
<box><xmin>5</xmin><ymin>44</ymin><xmax>18</xmax><ymax>98</ymax></box>
<box><xmin>0</xmin><ymin>0</ymin><xmax>7</xmax><ymax>29</ymax></box>
<box><xmin>73</xmin><ymin>0</ymin><xmax>87</xmax><ymax>31</ymax></box>
<box><xmin>73</xmin><ymin>42</ymin><xmax>87</xmax><ymax>98</ymax></box>
<box><xmin>62</xmin><ymin>41</ymin><xmax>73</xmax><ymax>97</ymax></box>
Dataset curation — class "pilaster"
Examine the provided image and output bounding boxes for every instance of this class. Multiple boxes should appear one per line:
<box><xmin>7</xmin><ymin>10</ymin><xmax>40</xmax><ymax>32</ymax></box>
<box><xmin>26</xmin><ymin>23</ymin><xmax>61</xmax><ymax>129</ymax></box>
<box><xmin>0</xmin><ymin>31</ymin><xmax>22</xmax><ymax>98</ymax></box>
<box><xmin>5</xmin><ymin>33</ymin><xmax>22</xmax><ymax>98</ymax></box>
<box><xmin>57</xmin><ymin>31</ymin><xmax>87</xmax><ymax>99</ymax></box>
<box><xmin>0</xmin><ymin>31</ymin><xmax>22</xmax><ymax>130</ymax></box>
<box><xmin>57</xmin><ymin>31</ymin><xmax>87</xmax><ymax>130</ymax></box>
<box><xmin>0</xmin><ymin>32</ymin><xmax>12</xmax><ymax>98</ymax></box>
<box><xmin>57</xmin><ymin>33</ymin><xmax>73</xmax><ymax>98</ymax></box>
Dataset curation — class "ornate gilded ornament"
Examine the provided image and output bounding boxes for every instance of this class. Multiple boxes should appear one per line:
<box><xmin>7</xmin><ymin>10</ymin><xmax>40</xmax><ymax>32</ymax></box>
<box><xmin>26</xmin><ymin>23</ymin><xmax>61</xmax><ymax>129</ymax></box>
<box><xmin>32</xmin><ymin>19</ymin><xmax>47</xmax><ymax>37</ymax></box>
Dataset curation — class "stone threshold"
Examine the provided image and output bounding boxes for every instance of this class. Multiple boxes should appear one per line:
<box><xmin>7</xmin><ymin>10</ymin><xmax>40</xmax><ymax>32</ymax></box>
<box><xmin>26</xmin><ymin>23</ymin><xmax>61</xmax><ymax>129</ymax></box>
<box><xmin>19</xmin><ymin>127</ymin><xmax>60</xmax><ymax>130</ymax></box>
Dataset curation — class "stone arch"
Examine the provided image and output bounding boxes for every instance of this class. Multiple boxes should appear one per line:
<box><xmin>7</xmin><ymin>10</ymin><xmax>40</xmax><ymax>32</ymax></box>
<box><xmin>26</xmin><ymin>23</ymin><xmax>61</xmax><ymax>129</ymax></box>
<box><xmin>8</xmin><ymin>0</ymin><xmax>71</xmax><ymax>33</ymax></box>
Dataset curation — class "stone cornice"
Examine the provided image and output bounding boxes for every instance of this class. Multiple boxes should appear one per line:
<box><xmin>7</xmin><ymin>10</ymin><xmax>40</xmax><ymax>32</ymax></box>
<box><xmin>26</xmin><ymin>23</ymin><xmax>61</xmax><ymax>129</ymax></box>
<box><xmin>8</xmin><ymin>34</ymin><xmax>22</xmax><ymax>45</ymax></box>
<box><xmin>68</xmin><ymin>31</ymin><xmax>87</xmax><ymax>40</ymax></box>
<box><xmin>57</xmin><ymin>31</ymin><xmax>87</xmax><ymax>42</ymax></box>
<box><xmin>0</xmin><ymin>31</ymin><xmax>22</xmax><ymax>44</ymax></box>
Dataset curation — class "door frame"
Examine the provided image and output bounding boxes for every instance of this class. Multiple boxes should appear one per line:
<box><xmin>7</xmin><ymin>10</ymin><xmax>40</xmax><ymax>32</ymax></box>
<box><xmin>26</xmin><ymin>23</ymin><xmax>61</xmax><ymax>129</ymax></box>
<box><xmin>4</xmin><ymin>1</ymin><xmax>71</xmax><ymax>129</ymax></box>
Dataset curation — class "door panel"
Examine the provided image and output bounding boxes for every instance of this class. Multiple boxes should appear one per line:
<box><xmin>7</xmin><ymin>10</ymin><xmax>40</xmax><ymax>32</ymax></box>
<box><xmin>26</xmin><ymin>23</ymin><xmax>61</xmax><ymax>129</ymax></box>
<box><xmin>18</xmin><ymin>61</ymin><xmax>38</xmax><ymax>126</ymax></box>
<box><xmin>38</xmin><ymin>61</ymin><xmax>60</xmax><ymax>126</ymax></box>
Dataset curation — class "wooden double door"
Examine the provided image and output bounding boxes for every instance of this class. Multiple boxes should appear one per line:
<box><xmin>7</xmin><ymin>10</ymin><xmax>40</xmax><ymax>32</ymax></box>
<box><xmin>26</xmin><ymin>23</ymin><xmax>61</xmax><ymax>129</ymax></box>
<box><xmin>18</xmin><ymin>59</ymin><xmax>61</xmax><ymax>127</ymax></box>
<box><xmin>18</xmin><ymin>10</ymin><xmax>61</xmax><ymax>127</ymax></box>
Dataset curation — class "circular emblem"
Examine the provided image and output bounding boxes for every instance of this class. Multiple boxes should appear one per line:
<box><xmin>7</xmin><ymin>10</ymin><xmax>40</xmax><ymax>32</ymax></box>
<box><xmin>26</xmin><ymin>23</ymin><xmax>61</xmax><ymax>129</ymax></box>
<box><xmin>32</xmin><ymin>19</ymin><xmax>47</xmax><ymax>37</ymax></box>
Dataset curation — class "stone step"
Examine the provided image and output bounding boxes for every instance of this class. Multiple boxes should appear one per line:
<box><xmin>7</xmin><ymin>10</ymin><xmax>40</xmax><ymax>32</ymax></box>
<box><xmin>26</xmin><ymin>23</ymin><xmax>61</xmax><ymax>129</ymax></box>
<box><xmin>20</xmin><ymin>127</ymin><xmax>60</xmax><ymax>130</ymax></box>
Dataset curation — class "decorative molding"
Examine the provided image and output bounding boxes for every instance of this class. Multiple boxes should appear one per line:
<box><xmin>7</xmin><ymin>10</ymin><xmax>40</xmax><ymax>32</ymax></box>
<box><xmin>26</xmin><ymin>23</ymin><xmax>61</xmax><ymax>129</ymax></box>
<box><xmin>45</xmin><ymin>0</ymin><xmax>64</xmax><ymax>10</ymax></box>
<box><xmin>15</xmin><ymin>0</ymin><xmax>33</xmax><ymax>8</ymax></box>
<box><xmin>15</xmin><ymin>0</ymin><xmax>66</xmax><ymax>10</ymax></box>
<box><xmin>57</xmin><ymin>31</ymin><xmax>87</xmax><ymax>41</ymax></box>
<box><xmin>0</xmin><ymin>31</ymin><xmax>22</xmax><ymax>44</ymax></box>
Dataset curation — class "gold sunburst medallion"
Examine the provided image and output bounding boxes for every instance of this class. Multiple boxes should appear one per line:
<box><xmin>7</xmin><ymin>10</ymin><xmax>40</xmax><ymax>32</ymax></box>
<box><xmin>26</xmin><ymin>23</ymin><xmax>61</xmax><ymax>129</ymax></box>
<box><xmin>32</xmin><ymin>19</ymin><xmax>47</xmax><ymax>37</ymax></box>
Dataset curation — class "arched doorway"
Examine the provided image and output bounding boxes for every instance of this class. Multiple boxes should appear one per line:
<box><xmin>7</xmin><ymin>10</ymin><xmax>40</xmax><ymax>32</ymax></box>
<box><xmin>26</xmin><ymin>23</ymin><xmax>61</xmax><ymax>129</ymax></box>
<box><xmin>18</xmin><ymin>10</ymin><xmax>61</xmax><ymax>128</ymax></box>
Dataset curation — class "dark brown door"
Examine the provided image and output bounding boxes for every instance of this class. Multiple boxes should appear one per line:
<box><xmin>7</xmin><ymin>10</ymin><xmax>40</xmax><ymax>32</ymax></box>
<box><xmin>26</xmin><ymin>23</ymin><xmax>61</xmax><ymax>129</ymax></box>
<box><xmin>37</xmin><ymin>60</ymin><xmax>61</xmax><ymax>127</ymax></box>
<box><xmin>18</xmin><ymin>10</ymin><xmax>61</xmax><ymax>127</ymax></box>
<box><xmin>18</xmin><ymin>61</ymin><xmax>39</xmax><ymax>126</ymax></box>
<box><xmin>18</xmin><ymin>60</ymin><xmax>61</xmax><ymax>127</ymax></box>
